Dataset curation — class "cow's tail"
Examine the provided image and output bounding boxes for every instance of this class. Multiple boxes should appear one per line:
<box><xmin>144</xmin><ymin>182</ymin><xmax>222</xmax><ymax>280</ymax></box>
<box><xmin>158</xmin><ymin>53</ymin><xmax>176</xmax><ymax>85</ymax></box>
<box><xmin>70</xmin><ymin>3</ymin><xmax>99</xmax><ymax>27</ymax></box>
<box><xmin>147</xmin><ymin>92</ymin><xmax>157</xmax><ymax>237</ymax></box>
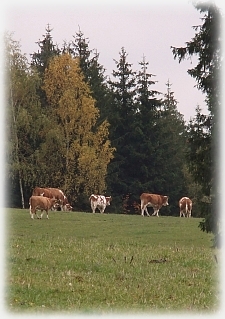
<box><xmin>29</xmin><ymin>198</ymin><xmax>32</xmax><ymax>214</ymax></box>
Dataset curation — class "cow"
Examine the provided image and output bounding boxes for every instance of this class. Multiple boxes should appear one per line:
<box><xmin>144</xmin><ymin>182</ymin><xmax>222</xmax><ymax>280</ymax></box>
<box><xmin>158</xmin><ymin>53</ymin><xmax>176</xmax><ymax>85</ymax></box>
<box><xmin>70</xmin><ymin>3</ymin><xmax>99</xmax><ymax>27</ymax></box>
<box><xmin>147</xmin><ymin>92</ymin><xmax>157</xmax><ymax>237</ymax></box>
<box><xmin>179</xmin><ymin>197</ymin><xmax>192</xmax><ymax>218</ymax></box>
<box><xmin>53</xmin><ymin>202</ymin><xmax>73</xmax><ymax>212</ymax></box>
<box><xmin>32</xmin><ymin>187</ymin><xmax>53</xmax><ymax>198</ymax></box>
<box><xmin>140</xmin><ymin>193</ymin><xmax>169</xmax><ymax>217</ymax></box>
<box><xmin>32</xmin><ymin>187</ymin><xmax>71</xmax><ymax>211</ymax></box>
<box><xmin>64</xmin><ymin>203</ymin><xmax>73</xmax><ymax>211</ymax></box>
<box><xmin>29</xmin><ymin>196</ymin><xmax>59</xmax><ymax>219</ymax></box>
<box><xmin>46</xmin><ymin>188</ymin><xmax>71</xmax><ymax>211</ymax></box>
<box><xmin>89</xmin><ymin>194</ymin><xmax>112</xmax><ymax>214</ymax></box>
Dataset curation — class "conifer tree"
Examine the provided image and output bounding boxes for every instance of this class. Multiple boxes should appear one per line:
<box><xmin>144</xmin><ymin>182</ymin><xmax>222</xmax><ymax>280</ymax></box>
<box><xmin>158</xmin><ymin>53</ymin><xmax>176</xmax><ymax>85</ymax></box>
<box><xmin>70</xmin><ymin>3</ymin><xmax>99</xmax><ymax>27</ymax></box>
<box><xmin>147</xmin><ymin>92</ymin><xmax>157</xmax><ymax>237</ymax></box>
<box><xmin>66</xmin><ymin>29</ymin><xmax>110</xmax><ymax>122</ymax></box>
<box><xmin>134</xmin><ymin>56</ymin><xmax>162</xmax><ymax>193</ymax></box>
<box><xmin>31</xmin><ymin>24</ymin><xmax>60</xmax><ymax>77</ymax></box>
<box><xmin>117</xmin><ymin>56</ymin><xmax>163</xmax><ymax>213</ymax></box>
<box><xmin>107</xmin><ymin>48</ymin><xmax>136</xmax><ymax>209</ymax></box>
<box><xmin>31</xmin><ymin>24</ymin><xmax>60</xmax><ymax>107</ymax></box>
<box><xmin>171</xmin><ymin>3</ymin><xmax>221</xmax><ymax>243</ymax></box>
<box><xmin>155</xmin><ymin>80</ymin><xmax>187</xmax><ymax>214</ymax></box>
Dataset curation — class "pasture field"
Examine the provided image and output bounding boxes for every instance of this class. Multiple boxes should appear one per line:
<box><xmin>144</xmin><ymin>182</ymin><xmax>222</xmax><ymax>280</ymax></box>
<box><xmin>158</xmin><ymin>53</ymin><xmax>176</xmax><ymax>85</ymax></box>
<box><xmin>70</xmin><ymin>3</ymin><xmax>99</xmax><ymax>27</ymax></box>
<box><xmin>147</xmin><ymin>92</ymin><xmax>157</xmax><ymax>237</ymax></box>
<box><xmin>5</xmin><ymin>208</ymin><xmax>220</xmax><ymax>315</ymax></box>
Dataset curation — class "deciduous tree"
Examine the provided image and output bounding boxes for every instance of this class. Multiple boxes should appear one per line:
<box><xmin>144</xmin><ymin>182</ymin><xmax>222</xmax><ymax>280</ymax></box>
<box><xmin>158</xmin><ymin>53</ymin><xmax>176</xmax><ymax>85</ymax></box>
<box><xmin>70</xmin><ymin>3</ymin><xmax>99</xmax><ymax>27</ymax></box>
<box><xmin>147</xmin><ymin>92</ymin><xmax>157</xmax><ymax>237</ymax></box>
<box><xmin>5</xmin><ymin>33</ymin><xmax>45</xmax><ymax>207</ymax></box>
<box><xmin>43</xmin><ymin>53</ymin><xmax>114</xmax><ymax>205</ymax></box>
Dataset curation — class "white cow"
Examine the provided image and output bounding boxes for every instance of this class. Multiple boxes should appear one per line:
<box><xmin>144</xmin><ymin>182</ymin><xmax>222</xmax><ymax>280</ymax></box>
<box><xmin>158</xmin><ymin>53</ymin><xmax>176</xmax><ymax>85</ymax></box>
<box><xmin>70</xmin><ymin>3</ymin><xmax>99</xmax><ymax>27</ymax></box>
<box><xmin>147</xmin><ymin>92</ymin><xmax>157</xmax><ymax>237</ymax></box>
<box><xmin>89</xmin><ymin>194</ymin><xmax>112</xmax><ymax>214</ymax></box>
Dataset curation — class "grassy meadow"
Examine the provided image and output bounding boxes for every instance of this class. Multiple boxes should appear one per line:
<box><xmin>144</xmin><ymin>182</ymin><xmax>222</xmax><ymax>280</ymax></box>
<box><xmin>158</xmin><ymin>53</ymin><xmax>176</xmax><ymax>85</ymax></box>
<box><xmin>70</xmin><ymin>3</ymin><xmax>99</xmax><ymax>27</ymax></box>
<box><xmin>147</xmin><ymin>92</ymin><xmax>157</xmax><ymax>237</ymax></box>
<box><xmin>5</xmin><ymin>208</ymin><xmax>220</xmax><ymax>314</ymax></box>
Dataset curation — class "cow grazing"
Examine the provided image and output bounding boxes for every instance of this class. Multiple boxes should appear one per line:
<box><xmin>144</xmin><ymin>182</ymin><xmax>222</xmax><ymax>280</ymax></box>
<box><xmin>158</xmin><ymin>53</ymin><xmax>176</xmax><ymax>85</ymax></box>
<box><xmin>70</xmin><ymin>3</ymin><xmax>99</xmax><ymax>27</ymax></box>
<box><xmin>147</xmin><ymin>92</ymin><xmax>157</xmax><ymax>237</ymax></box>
<box><xmin>32</xmin><ymin>187</ymin><xmax>53</xmax><ymax>198</ymax></box>
<box><xmin>53</xmin><ymin>202</ymin><xmax>73</xmax><ymax>212</ymax></box>
<box><xmin>140</xmin><ymin>193</ymin><xmax>169</xmax><ymax>217</ymax></box>
<box><xmin>32</xmin><ymin>187</ymin><xmax>71</xmax><ymax>211</ymax></box>
<box><xmin>29</xmin><ymin>196</ymin><xmax>59</xmax><ymax>219</ymax></box>
<box><xmin>179</xmin><ymin>197</ymin><xmax>192</xmax><ymax>218</ymax></box>
<box><xmin>64</xmin><ymin>203</ymin><xmax>73</xmax><ymax>211</ymax></box>
<box><xmin>46</xmin><ymin>188</ymin><xmax>71</xmax><ymax>211</ymax></box>
<box><xmin>89</xmin><ymin>194</ymin><xmax>112</xmax><ymax>214</ymax></box>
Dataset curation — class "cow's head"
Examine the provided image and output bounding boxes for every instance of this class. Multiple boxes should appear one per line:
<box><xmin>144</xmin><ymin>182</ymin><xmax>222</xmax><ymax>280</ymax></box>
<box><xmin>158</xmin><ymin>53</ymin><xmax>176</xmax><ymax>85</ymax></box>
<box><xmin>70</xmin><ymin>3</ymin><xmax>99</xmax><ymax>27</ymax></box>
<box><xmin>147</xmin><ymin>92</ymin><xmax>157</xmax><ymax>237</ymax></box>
<box><xmin>162</xmin><ymin>196</ymin><xmax>169</xmax><ymax>206</ymax></box>
<box><xmin>52</xmin><ymin>202</ymin><xmax>61</xmax><ymax>211</ymax></box>
<box><xmin>106</xmin><ymin>196</ymin><xmax>112</xmax><ymax>206</ymax></box>
<box><xmin>64</xmin><ymin>203</ymin><xmax>73</xmax><ymax>211</ymax></box>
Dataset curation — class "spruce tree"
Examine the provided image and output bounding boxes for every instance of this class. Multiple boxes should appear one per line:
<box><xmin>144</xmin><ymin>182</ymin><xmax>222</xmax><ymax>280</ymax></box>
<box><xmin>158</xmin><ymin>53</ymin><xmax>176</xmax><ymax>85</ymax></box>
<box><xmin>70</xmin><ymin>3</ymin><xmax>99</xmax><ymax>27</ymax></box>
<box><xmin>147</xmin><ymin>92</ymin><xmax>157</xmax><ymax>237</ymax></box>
<box><xmin>31</xmin><ymin>24</ymin><xmax>60</xmax><ymax>107</ymax></box>
<box><xmin>120</xmin><ymin>56</ymin><xmax>163</xmax><ymax>213</ymax></box>
<box><xmin>134</xmin><ymin>56</ymin><xmax>162</xmax><ymax>192</ymax></box>
<box><xmin>107</xmin><ymin>47</ymin><xmax>136</xmax><ymax>210</ymax></box>
<box><xmin>171</xmin><ymin>3</ymin><xmax>221</xmax><ymax>243</ymax></box>
<box><xmin>155</xmin><ymin>80</ymin><xmax>187</xmax><ymax>215</ymax></box>
<box><xmin>68</xmin><ymin>29</ymin><xmax>110</xmax><ymax>123</ymax></box>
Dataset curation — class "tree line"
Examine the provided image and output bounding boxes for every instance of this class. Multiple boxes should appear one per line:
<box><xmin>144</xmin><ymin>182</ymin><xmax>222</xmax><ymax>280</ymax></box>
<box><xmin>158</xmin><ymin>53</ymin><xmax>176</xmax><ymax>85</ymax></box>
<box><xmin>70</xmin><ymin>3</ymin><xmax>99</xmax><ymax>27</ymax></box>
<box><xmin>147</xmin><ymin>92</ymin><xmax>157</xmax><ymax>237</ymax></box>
<box><xmin>5</xmin><ymin>3</ymin><xmax>221</xmax><ymax>242</ymax></box>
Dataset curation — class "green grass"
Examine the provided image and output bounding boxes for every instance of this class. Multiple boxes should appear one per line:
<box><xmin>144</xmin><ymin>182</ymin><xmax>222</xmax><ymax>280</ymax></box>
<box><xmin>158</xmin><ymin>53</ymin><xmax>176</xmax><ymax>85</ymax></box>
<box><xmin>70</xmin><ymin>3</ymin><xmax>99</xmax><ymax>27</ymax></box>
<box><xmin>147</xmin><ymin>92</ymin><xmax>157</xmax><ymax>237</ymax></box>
<box><xmin>5</xmin><ymin>208</ymin><xmax>220</xmax><ymax>314</ymax></box>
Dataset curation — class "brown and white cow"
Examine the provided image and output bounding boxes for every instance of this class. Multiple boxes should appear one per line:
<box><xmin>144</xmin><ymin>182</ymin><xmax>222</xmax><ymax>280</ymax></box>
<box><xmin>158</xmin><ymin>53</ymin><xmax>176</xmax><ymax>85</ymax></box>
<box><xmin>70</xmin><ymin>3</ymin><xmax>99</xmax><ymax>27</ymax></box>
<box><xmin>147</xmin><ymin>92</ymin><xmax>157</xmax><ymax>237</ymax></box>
<box><xmin>32</xmin><ymin>187</ymin><xmax>72</xmax><ymax>211</ymax></box>
<box><xmin>29</xmin><ymin>196</ymin><xmax>59</xmax><ymax>219</ymax></box>
<box><xmin>32</xmin><ymin>187</ymin><xmax>53</xmax><ymax>198</ymax></box>
<box><xmin>89</xmin><ymin>194</ymin><xmax>112</xmax><ymax>214</ymax></box>
<box><xmin>140</xmin><ymin>193</ymin><xmax>169</xmax><ymax>217</ymax></box>
<box><xmin>179</xmin><ymin>197</ymin><xmax>192</xmax><ymax>218</ymax></box>
<box><xmin>53</xmin><ymin>202</ymin><xmax>73</xmax><ymax>212</ymax></box>
<box><xmin>46</xmin><ymin>188</ymin><xmax>71</xmax><ymax>211</ymax></box>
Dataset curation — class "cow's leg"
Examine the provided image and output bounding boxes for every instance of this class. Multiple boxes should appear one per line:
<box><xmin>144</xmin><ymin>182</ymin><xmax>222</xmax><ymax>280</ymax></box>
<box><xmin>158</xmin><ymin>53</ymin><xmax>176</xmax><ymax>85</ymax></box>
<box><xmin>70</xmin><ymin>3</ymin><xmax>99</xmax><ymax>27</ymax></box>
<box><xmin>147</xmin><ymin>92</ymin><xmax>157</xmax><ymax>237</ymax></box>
<box><xmin>141</xmin><ymin>201</ymin><xmax>146</xmax><ymax>216</ymax></box>
<box><xmin>152</xmin><ymin>208</ymin><xmax>159</xmax><ymax>217</ymax></box>
<box><xmin>46</xmin><ymin>210</ymin><xmax>49</xmax><ymax>219</ymax></box>
<box><xmin>36</xmin><ymin>212</ymin><xmax>41</xmax><ymax>219</ymax></box>
<box><xmin>29</xmin><ymin>205</ymin><xmax>33</xmax><ymax>219</ymax></box>
<box><xmin>30</xmin><ymin>207</ymin><xmax>34</xmax><ymax>219</ymax></box>
<box><xmin>38</xmin><ymin>210</ymin><xmax>44</xmax><ymax>219</ymax></box>
<box><xmin>92</xmin><ymin>206</ymin><xmax>96</xmax><ymax>213</ymax></box>
<box><xmin>141</xmin><ymin>204</ymin><xmax>145</xmax><ymax>216</ymax></box>
<box><xmin>144</xmin><ymin>207</ymin><xmax>150</xmax><ymax>216</ymax></box>
<box><xmin>188</xmin><ymin>206</ymin><xmax>192</xmax><ymax>217</ymax></box>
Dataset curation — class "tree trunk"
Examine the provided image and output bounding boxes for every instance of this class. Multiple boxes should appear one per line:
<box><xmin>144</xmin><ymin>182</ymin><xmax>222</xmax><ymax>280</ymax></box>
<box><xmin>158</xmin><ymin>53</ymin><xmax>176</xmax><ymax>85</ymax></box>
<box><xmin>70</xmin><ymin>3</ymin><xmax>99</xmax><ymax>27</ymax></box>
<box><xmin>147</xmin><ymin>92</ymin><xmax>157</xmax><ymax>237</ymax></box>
<box><xmin>19</xmin><ymin>175</ymin><xmax>25</xmax><ymax>209</ymax></box>
<box><xmin>10</xmin><ymin>86</ymin><xmax>25</xmax><ymax>208</ymax></box>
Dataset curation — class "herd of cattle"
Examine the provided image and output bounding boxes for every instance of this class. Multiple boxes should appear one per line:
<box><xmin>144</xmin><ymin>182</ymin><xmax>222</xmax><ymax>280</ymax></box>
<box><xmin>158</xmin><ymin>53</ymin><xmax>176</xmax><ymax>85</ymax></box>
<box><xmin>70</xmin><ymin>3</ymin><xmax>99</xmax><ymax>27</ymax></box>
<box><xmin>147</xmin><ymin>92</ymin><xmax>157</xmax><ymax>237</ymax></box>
<box><xmin>29</xmin><ymin>187</ymin><xmax>193</xmax><ymax>220</ymax></box>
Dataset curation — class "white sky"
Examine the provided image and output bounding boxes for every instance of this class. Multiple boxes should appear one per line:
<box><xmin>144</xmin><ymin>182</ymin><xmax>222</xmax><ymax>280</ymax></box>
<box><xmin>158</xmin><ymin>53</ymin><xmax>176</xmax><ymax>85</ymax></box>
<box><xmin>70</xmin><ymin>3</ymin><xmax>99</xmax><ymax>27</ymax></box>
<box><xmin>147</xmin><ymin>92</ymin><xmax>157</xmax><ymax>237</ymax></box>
<box><xmin>3</xmin><ymin>0</ymin><xmax>222</xmax><ymax>122</ymax></box>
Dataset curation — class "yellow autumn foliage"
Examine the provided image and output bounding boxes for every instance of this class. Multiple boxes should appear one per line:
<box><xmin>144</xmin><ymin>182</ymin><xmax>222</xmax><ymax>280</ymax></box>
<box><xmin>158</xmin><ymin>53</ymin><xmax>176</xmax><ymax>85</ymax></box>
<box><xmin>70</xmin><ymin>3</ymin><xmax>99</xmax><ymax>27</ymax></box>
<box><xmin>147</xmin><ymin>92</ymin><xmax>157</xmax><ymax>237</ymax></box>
<box><xmin>43</xmin><ymin>53</ymin><xmax>115</xmax><ymax>201</ymax></box>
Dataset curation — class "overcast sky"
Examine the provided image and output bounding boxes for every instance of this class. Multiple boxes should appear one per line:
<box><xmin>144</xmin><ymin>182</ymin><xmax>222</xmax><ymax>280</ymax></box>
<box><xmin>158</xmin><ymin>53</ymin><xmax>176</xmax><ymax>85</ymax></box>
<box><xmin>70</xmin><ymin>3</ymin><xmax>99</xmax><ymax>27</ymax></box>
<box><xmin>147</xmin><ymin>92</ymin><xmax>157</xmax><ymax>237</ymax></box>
<box><xmin>3</xmin><ymin>0</ymin><xmax>223</xmax><ymax>121</ymax></box>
